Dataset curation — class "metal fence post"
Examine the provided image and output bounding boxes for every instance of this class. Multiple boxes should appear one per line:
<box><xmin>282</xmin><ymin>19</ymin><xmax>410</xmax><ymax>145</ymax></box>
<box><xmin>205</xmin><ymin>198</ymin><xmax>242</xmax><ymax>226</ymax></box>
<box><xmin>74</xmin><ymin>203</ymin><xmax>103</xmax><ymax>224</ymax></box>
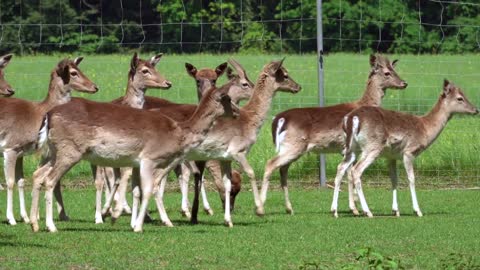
<box><xmin>317</xmin><ymin>0</ymin><xmax>327</xmax><ymax>187</ymax></box>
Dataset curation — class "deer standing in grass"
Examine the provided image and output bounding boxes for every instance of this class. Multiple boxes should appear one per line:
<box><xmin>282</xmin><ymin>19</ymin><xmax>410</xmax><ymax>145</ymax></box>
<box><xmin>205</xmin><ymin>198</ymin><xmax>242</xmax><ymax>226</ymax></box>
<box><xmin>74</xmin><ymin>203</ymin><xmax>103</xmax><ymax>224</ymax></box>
<box><xmin>132</xmin><ymin>59</ymin><xmax>301</xmax><ymax>227</ymax></box>
<box><xmin>331</xmin><ymin>80</ymin><xmax>478</xmax><ymax>218</ymax></box>
<box><xmin>0</xmin><ymin>58</ymin><xmax>98</xmax><ymax>225</ymax></box>
<box><xmin>0</xmin><ymin>53</ymin><xmax>14</xmax><ymax>191</ymax></box>
<box><xmin>29</xmin><ymin>81</ymin><xmax>239</xmax><ymax>233</ymax></box>
<box><xmin>89</xmin><ymin>52</ymin><xmax>172</xmax><ymax>224</ymax></box>
<box><xmin>258</xmin><ymin>54</ymin><xmax>408</xmax><ymax>216</ymax></box>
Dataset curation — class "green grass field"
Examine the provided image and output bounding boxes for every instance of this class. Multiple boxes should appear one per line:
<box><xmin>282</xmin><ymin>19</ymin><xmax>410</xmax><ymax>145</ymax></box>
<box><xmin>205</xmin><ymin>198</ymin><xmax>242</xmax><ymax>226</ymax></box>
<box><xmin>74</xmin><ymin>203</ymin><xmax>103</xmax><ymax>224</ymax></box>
<box><xmin>2</xmin><ymin>53</ymin><xmax>479</xmax><ymax>186</ymax></box>
<box><xmin>0</xmin><ymin>53</ymin><xmax>480</xmax><ymax>269</ymax></box>
<box><xmin>1</xmin><ymin>188</ymin><xmax>480</xmax><ymax>269</ymax></box>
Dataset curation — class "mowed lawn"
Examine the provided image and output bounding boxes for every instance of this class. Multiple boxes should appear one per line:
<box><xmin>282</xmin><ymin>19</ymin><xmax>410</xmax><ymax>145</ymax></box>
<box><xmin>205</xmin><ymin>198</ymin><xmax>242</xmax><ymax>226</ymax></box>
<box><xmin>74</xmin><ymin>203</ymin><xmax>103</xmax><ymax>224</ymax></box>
<box><xmin>0</xmin><ymin>188</ymin><xmax>479</xmax><ymax>269</ymax></box>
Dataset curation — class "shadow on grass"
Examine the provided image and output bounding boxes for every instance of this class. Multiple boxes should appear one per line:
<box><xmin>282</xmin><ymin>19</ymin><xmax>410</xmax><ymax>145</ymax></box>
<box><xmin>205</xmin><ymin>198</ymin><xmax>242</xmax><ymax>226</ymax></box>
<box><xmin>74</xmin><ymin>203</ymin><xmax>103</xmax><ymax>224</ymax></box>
<box><xmin>0</xmin><ymin>240</ymin><xmax>48</xmax><ymax>248</ymax></box>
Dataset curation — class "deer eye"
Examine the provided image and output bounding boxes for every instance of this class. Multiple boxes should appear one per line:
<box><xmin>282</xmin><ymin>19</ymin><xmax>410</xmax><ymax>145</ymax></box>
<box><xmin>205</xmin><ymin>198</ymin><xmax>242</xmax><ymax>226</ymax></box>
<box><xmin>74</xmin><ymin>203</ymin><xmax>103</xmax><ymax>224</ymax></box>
<box><xmin>457</xmin><ymin>97</ymin><xmax>464</xmax><ymax>102</ymax></box>
<box><xmin>142</xmin><ymin>69</ymin><xmax>149</xmax><ymax>74</ymax></box>
<box><xmin>384</xmin><ymin>72</ymin><xmax>391</xmax><ymax>76</ymax></box>
<box><xmin>242</xmin><ymin>83</ymin><xmax>249</xmax><ymax>88</ymax></box>
<box><xmin>212</xmin><ymin>79</ymin><xmax>217</xmax><ymax>84</ymax></box>
<box><xmin>284</xmin><ymin>74</ymin><xmax>289</xmax><ymax>79</ymax></box>
<box><xmin>70</xmin><ymin>71</ymin><xmax>78</xmax><ymax>77</ymax></box>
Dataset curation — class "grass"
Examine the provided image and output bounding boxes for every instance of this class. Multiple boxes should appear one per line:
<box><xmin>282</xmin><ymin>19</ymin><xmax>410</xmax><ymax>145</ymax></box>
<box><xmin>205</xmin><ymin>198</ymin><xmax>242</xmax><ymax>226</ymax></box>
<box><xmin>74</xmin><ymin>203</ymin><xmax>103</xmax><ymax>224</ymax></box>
<box><xmin>1</xmin><ymin>53</ymin><xmax>479</xmax><ymax>187</ymax></box>
<box><xmin>1</xmin><ymin>188</ymin><xmax>479</xmax><ymax>269</ymax></box>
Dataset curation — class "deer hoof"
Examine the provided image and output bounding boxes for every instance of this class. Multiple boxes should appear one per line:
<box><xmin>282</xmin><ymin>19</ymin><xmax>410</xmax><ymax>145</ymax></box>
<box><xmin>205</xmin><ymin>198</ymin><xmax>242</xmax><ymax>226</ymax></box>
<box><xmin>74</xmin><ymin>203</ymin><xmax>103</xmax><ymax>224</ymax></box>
<box><xmin>31</xmin><ymin>223</ymin><xmax>40</xmax><ymax>232</ymax></box>
<box><xmin>204</xmin><ymin>208</ymin><xmax>214</xmax><ymax>216</ymax></box>
<box><xmin>332</xmin><ymin>210</ymin><xmax>339</xmax><ymax>218</ymax></box>
<box><xmin>255</xmin><ymin>206</ymin><xmax>265</xmax><ymax>217</ymax></box>
<box><xmin>7</xmin><ymin>218</ymin><xmax>17</xmax><ymax>226</ymax></box>
<box><xmin>224</xmin><ymin>221</ymin><xmax>233</xmax><ymax>228</ymax></box>
<box><xmin>351</xmin><ymin>208</ymin><xmax>360</xmax><ymax>216</ymax></box>
<box><xmin>95</xmin><ymin>218</ymin><xmax>104</xmax><ymax>224</ymax></box>
<box><xmin>133</xmin><ymin>226</ymin><xmax>143</xmax><ymax>233</ymax></box>
<box><xmin>47</xmin><ymin>226</ymin><xmax>58</xmax><ymax>233</ymax></box>
<box><xmin>392</xmin><ymin>210</ymin><xmax>400</xmax><ymax>217</ymax></box>
<box><xmin>415</xmin><ymin>210</ymin><xmax>423</xmax><ymax>217</ymax></box>
<box><xmin>22</xmin><ymin>215</ymin><xmax>31</xmax><ymax>224</ymax></box>
<box><xmin>164</xmin><ymin>220</ymin><xmax>174</xmax><ymax>227</ymax></box>
<box><xmin>365</xmin><ymin>211</ymin><xmax>373</xmax><ymax>218</ymax></box>
<box><xmin>286</xmin><ymin>208</ymin><xmax>294</xmax><ymax>215</ymax></box>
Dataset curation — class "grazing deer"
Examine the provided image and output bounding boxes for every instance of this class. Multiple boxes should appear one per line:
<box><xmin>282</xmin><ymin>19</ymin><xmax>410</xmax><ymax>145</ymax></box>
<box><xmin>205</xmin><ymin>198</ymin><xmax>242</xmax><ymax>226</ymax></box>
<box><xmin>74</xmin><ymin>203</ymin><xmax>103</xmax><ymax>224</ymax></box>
<box><xmin>136</xmin><ymin>59</ymin><xmax>301</xmax><ymax>227</ymax></box>
<box><xmin>258</xmin><ymin>54</ymin><xmax>407</xmax><ymax>216</ymax></box>
<box><xmin>89</xmin><ymin>52</ymin><xmax>172</xmax><ymax>224</ymax></box>
<box><xmin>0</xmin><ymin>54</ymin><xmax>14</xmax><ymax>97</ymax></box>
<box><xmin>331</xmin><ymin>80</ymin><xmax>478</xmax><ymax>218</ymax></box>
<box><xmin>29</xmin><ymin>81</ymin><xmax>239</xmax><ymax>233</ymax></box>
<box><xmin>0</xmin><ymin>57</ymin><xmax>98</xmax><ymax>225</ymax></box>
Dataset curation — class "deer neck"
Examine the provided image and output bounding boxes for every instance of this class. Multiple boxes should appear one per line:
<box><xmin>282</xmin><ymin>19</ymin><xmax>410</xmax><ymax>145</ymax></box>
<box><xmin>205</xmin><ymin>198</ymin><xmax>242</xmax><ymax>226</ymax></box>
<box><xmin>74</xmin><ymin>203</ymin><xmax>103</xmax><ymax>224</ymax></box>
<box><xmin>39</xmin><ymin>74</ymin><xmax>71</xmax><ymax>113</ymax></box>
<box><xmin>181</xmin><ymin>97</ymin><xmax>219</xmax><ymax>147</ymax></box>
<box><xmin>242</xmin><ymin>73</ymin><xmax>275</xmax><ymax>129</ymax></box>
<box><xmin>420</xmin><ymin>98</ymin><xmax>451</xmax><ymax>146</ymax></box>
<box><xmin>357</xmin><ymin>77</ymin><xmax>385</xmax><ymax>107</ymax></box>
<box><xmin>123</xmin><ymin>80</ymin><xmax>146</xmax><ymax>109</ymax></box>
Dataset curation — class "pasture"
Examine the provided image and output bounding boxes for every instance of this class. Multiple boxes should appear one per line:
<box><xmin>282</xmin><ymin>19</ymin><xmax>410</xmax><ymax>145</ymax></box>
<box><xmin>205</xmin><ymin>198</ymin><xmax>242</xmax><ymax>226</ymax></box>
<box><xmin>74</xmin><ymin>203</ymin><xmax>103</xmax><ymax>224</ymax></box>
<box><xmin>0</xmin><ymin>53</ymin><xmax>479</xmax><ymax>269</ymax></box>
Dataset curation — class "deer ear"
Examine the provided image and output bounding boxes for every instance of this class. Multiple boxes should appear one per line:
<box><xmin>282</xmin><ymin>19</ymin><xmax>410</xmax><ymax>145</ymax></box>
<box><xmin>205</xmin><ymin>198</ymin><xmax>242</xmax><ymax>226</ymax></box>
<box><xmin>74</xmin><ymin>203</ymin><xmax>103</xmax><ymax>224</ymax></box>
<box><xmin>0</xmin><ymin>54</ymin><xmax>13</xmax><ymax>68</ymax></box>
<box><xmin>73</xmin><ymin>56</ymin><xmax>84</xmax><ymax>66</ymax></box>
<box><xmin>56</xmin><ymin>62</ymin><xmax>70</xmax><ymax>84</ymax></box>
<box><xmin>442</xmin><ymin>79</ymin><xmax>452</xmax><ymax>97</ymax></box>
<box><xmin>392</xmin><ymin>59</ymin><xmax>399</xmax><ymax>68</ymax></box>
<box><xmin>226</xmin><ymin>67</ymin><xmax>235</xmax><ymax>80</ymax></box>
<box><xmin>215</xmin><ymin>62</ymin><xmax>228</xmax><ymax>77</ymax></box>
<box><xmin>129</xmin><ymin>53</ymin><xmax>139</xmax><ymax>80</ymax></box>
<box><xmin>269</xmin><ymin>57</ymin><xmax>285</xmax><ymax>74</ymax></box>
<box><xmin>150</xmin><ymin>53</ymin><xmax>163</xmax><ymax>66</ymax></box>
<box><xmin>370</xmin><ymin>54</ymin><xmax>377</xmax><ymax>68</ymax></box>
<box><xmin>185</xmin><ymin>63</ymin><xmax>197</xmax><ymax>78</ymax></box>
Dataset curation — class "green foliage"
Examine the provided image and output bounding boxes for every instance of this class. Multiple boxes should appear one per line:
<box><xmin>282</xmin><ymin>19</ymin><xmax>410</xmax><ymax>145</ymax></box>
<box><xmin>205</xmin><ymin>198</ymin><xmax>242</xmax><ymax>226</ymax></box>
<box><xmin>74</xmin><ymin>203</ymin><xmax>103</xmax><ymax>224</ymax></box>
<box><xmin>0</xmin><ymin>1</ymin><xmax>479</xmax><ymax>54</ymax></box>
<box><xmin>341</xmin><ymin>247</ymin><xmax>405</xmax><ymax>270</ymax></box>
<box><xmin>440</xmin><ymin>253</ymin><xmax>480</xmax><ymax>270</ymax></box>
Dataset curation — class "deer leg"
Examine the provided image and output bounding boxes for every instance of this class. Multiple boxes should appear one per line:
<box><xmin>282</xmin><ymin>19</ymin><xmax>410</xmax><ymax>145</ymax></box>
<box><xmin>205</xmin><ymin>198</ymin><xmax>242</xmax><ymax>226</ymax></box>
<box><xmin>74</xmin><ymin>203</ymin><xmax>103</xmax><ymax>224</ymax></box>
<box><xmin>347</xmin><ymin>169</ymin><xmax>359</xmax><ymax>215</ymax></box>
<box><xmin>14</xmin><ymin>156</ymin><xmax>30</xmax><ymax>224</ymax></box>
<box><xmin>403</xmin><ymin>154</ymin><xmax>422</xmax><ymax>217</ymax></box>
<box><xmin>133</xmin><ymin>161</ymin><xmax>155</xmax><ymax>232</ymax></box>
<box><xmin>154</xmin><ymin>170</ymin><xmax>173</xmax><ymax>227</ymax></box>
<box><xmin>234</xmin><ymin>153</ymin><xmax>261</xmax><ymax>213</ymax></box>
<box><xmin>111</xmin><ymin>168</ymin><xmax>128</xmax><ymax>221</ymax></box>
<box><xmin>260</xmin><ymin>146</ymin><xmax>304</xmax><ymax>216</ymax></box>
<box><xmin>175</xmin><ymin>163</ymin><xmax>191</xmax><ymax>218</ymax></box>
<box><xmin>191</xmin><ymin>161</ymin><xmax>206</xmax><ymax>225</ymax></box>
<box><xmin>130</xmin><ymin>168</ymin><xmax>141</xmax><ymax>229</ymax></box>
<box><xmin>220</xmin><ymin>160</ymin><xmax>233</xmax><ymax>227</ymax></box>
<box><xmin>350</xmin><ymin>150</ymin><xmax>381</xmax><ymax>217</ymax></box>
<box><xmin>30</xmin><ymin>162</ymin><xmax>52</xmax><ymax>232</ymax></box>
<box><xmin>53</xmin><ymin>180</ymin><xmax>69</xmax><ymax>221</ymax></box>
<box><xmin>92</xmin><ymin>165</ymin><xmax>105</xmax><ymax>223</ymax></box>
<box><xmin>4</xmin><ymin>150</ymin><xmax>18</xmax><ymax>225</ymax></box>
<box><xmin>331</xmin><ymin>152</ymin><xmax>356</xmax><ymax>218</ymax></box>
<box><xmin>117</xmin><ymin>167</ymin><xmax>132</xmax><ymax>214</ymax></box>
<box><xmin>389</xmin><ymin>159</ymin><xmax>400</xmax><ymax>217</ymax></box>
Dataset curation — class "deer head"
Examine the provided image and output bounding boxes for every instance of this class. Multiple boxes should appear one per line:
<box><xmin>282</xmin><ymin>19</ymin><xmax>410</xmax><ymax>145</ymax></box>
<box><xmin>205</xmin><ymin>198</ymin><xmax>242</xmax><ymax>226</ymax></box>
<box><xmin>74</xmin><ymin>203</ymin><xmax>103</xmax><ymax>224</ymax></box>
<box><xmin>264</xmin><ymin>58</ymin><xmax>302</xmax><ymax>93</ymax></box>
<box><xmin>0</xmin><ymin>54</ymin><xmax>14</xmax><ymax>96</ymax></box>
<box><xmin>56</xmin><ymin>57</ymin><xmax>99</xmax><ymax>93</ymax></box>
<box><xmin>441</xmin><ymin>79</ymin><xmax>479</xmax><ymax>115</ymax></box>
<box><xmin>185</xmin><ymin>62</ymin><xmax>228</xmax><ymax>100</ymax></box>
<box><xmin>129</xmin><ymin>53</ymin><xmax>172</xmax><ymax>90</ymax></box>
<box><xmin>369</xmin><ymin>54</ymin><xmax>408</xmax><ymax>90</ymax></box>
<box><xmin>224</xmin><ymin>58</ymin><xmax>255</xmax><ymax>104</ymax></box>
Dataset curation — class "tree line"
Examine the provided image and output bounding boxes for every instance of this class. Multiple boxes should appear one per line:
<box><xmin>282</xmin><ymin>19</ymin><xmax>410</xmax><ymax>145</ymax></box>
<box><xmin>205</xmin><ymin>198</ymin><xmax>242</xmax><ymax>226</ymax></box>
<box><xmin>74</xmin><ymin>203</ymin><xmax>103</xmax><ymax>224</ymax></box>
<box><xmin>0</xmin><ymin>0</ymin><xmax>478</xmax><ymax>54</ymax></box>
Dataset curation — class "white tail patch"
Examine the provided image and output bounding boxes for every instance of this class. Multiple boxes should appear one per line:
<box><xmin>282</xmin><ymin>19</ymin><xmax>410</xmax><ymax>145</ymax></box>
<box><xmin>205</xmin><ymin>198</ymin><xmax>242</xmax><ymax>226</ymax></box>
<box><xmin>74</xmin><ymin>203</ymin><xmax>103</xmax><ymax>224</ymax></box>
<box><xmin>275</xmin><ymin>117</ymin><xmax>286</xmax><ymax>152</ymax></box>
<box><xmin>37</xmin><ymin>116</ymin><xmax>48</xmax><ymax>149</ymax></box>
<box><xmin>352</xmin><ymin>116</ymin><xmax>360</xmax><ymax>139</ymax></box>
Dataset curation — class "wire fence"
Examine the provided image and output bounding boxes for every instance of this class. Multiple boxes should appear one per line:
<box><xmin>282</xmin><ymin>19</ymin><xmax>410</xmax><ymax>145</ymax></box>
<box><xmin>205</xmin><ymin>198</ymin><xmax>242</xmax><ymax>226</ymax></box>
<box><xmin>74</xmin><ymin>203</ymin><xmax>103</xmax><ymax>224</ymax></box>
<box><xmin>0</xmin><ymin>0</ymin><xmax>479</xmax><ymax>188</ymax></box>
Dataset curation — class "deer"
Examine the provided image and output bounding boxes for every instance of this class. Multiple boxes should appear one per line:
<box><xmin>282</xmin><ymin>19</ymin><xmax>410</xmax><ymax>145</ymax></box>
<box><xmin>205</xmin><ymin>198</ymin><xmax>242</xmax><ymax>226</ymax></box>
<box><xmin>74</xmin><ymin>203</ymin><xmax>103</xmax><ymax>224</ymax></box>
<box><xmin>0</xmin><ymin>57</ymin><xmax>98</xmax><ymax>225</ymax></box>
<box><xmin>0</xmin><ymin>53</ymin><xmax>15</xmax><ymax>97</ymax></box>
<box><xmin>29</xmin><ymin>79</ymin><xmax>239</xmax><ymax>233</ymax></box>
<box><xmin>258</xmin><ymin>54</ymin><xmax>408</xmax><ymax>216</ymax></box>
<box><xmin>88</xmin><ymin>52</ymin><xmax>172</xmax><ymax>224</ymax></box>
<box><xmin>126</xmin><ymin>59</ymin><xmax>301</xmax><ymax>228</ymax></box>
<box><xmin>99</xmin><ymin>59</ymin><xmax>252</xmax><ymax>222</ymax></box>
<box><xmin>331</xmin><ymin>79</ymin><xmax>478</xmax><ymax>218</ymax></box>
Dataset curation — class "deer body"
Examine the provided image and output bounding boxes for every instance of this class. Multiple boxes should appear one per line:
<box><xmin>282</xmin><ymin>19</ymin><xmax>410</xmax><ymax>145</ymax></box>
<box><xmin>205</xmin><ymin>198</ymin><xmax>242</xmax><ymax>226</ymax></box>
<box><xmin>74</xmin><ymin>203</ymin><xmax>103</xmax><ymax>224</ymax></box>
<box><xmin>30</xmin><ymin>81</ymin><xmax>237</xmax><ymax>233</ymax></box>
<box><xmin>0</xmin><ymin>58</ymin><xmax>98</xmax><ymax>225</ymax></box>
<box><xmin>258</xmin><ymin>55</ymin><xmax>407</xmax><ymax>215</ymax></box>
<box><xmin>331</xmin><ymin>80</ymin><xmax>478</xmax><ymax>218</ymax></box>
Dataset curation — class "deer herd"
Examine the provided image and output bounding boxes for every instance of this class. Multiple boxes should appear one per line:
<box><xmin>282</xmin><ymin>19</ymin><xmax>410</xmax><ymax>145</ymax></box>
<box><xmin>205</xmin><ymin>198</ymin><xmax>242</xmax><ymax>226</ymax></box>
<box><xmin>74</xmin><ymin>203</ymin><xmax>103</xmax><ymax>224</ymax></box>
<box><xmin>0</xmin><ymin>53</ymin><xmax>477</xmax><ymax>232</ymax></box>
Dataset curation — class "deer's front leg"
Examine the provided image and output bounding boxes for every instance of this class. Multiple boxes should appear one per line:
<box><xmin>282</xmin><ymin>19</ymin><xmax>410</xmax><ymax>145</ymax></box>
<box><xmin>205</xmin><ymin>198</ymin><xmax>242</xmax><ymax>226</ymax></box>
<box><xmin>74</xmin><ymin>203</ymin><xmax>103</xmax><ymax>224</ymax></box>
<box><xmin>403</xmin><ymin>154</ymin><xmax>422</xmax><ymax>217</ymax></box>
<box><xmin>388</xmin><ymin>159</ymin><xmax>400</xmax><ymax>217</ymax></box>
<box><xmin>233</xmin><ymin>153</ymin><xmax>261</xmax><ymax>210</ymax></box>
<box><xmin>219</xmin><ymin>160</ymin><xmax>233</xmax><ymax>227</ymax></box>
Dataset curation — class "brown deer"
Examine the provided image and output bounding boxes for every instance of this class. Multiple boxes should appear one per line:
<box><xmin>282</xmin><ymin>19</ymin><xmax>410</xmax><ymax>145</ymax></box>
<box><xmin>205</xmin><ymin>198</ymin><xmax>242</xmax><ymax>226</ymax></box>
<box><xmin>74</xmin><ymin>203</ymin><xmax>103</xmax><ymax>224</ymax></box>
<box><xmin>258</xmin><ymin>54</ymin><xmax>407</xmax><ymax>216</ymax></box>
<box><xmin>129</xmin><ymin>59</ymin><xmax>301</xmax><ymax>227</ymax></box>
<box><xmin>89</xmin><ymin>52</ymin><xmax>172</xmax><ymax>224</ymax></box>
<box><xmin>29</xmin><ymin>80</ymin><xmax>239</xmax><ymax>233</ymax></box>
<box><xmin>0</xmin><ymin>57</ymin><xmax>98</xmax><ymax>225</ymax></box>
<box><xmin>331</xmin><ymin>79</ymin><xmax>478</xmax><ymax>218</ymax></box>
<box><xmin>0</xmin><ymin>54</ymin><xmax>14</xmax><ymax>97</ymax></box>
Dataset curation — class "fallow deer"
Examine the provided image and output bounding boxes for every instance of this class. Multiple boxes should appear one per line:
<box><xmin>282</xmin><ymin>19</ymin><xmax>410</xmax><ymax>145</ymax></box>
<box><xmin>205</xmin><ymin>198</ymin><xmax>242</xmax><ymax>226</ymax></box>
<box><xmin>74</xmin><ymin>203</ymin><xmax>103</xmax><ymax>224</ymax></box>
<box><xmin>131</xmin><ymin>59</ymin><xmax>301</xmax><ymax>227</ymax></box>
<box><xmin>0</xmin><ymin>54</ymin><xmax>14</xmax><ymax>97</ymax></box>
<box><xmin>258</xmin><ymin>54</ymin><xmax>407</xmax><ymax>216</ymax></box>
<box><xmin>0</xmin><ymin>57</ymin><xmax>98</xmax><ymax>225</ymax></box>
<box><xmin>29</xmin><ymin>81</ymin><xmax>239</xmax><ymax>233</ymax></box>
<box><xmin>88</xmin><ymin>52</ymin><xmax>172</xmax><ymax>224</ymax></box>
<box><xmin>331</xmin><ymin>80</ymin><xmax>478</xmax><ymax>218</ymax></box>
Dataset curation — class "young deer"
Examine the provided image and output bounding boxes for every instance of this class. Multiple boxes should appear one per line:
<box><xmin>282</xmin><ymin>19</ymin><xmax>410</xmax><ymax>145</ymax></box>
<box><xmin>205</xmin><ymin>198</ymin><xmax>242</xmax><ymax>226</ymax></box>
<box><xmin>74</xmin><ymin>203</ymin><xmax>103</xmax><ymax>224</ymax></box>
<box><xmin>29</xmin><ymin>82</ymin><xmax>239</xmax><ymax>233</ymax></box>
<box><xmin>140</xmin><ymin>59</ymin><xmax>301</xmax><ymax>227</ymax></box>
<box><xmin>331</xmin><ymin>80</ymin><xmax>478</xmax><ymax>218</ymax></box>
<box><xmin>0</xmin><ymin>54</ymin><xmax>15</xmax><ymax>97</ymax></box>
<box><xmin>0</xmin><ymin>58</ymin><xmax>98</xmax><ymax>225</ymax></box>
<box><xmin>89</xmin><ymin>52</ymin><xmax>172</xmax><ymax>224</ymax></box>
<box><xmin>258</xmin><ymin>54</ymin><xmax>407</xmax><ymax>215</ymax></box>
